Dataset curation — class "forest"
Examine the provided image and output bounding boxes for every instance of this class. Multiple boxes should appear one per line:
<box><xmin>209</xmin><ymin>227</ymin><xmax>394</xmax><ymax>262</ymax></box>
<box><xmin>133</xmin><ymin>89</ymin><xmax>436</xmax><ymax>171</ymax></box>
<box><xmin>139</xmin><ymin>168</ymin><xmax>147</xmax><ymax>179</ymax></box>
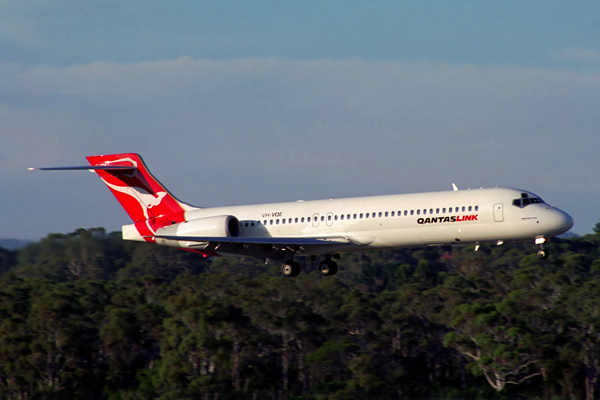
<box><xmin>1</xmin><ymin>225</ymin><xmax>600</xmax><ymax>400</ymax></box>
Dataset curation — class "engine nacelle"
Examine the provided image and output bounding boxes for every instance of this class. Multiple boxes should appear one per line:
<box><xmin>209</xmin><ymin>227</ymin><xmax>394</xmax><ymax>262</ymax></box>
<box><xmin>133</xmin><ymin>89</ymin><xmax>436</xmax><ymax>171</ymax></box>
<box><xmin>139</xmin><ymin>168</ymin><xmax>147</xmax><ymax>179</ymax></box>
<box><xmin>156</xmin><ymin>215</ymin><xmax>240</xmax><ymax>240</ymax></box>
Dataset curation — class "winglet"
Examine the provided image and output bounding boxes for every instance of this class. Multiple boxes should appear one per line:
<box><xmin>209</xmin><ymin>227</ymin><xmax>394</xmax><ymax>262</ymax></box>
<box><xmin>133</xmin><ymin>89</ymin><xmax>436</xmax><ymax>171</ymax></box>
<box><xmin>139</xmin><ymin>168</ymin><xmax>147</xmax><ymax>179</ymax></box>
<box><xmin>452</xmin><ymin>183</ymin><xmax>458</xmax><ymax>191</ymax></box>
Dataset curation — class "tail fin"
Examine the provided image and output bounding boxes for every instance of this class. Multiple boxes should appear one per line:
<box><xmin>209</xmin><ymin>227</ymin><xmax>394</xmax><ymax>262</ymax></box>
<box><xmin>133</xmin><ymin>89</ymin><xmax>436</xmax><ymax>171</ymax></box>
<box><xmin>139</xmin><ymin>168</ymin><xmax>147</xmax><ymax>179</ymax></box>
<box><xmin>86</xmin><ymin>153</ymin><xmax>196</xmax><ymax>236</ymax></box>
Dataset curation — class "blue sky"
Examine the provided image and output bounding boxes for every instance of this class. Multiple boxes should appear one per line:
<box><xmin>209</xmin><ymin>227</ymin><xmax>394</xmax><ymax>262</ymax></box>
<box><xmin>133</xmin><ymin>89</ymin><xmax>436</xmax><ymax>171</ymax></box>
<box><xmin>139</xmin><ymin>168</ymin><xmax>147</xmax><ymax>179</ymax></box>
<box><xmin>1</xmin><ymin>1</ymin><xmax>600</xmax><ymax>240</ymax></box>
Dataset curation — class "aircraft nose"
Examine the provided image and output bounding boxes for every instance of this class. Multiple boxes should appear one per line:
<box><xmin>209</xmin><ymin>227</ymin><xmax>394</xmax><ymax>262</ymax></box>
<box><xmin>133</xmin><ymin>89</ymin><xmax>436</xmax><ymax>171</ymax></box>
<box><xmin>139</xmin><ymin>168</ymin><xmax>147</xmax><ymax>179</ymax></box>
<box><xmin>549</xmin><ymin>208</ymin><xmax>574</xmax><ymax>236</ymax></box>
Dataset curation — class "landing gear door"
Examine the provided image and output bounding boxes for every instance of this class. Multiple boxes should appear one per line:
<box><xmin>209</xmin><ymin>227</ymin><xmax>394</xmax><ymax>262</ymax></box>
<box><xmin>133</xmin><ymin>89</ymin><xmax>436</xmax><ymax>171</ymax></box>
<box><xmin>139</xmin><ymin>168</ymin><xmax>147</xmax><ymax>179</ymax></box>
<box><xmin>494</xmin><ymin>203</ymin><xmax>504</xmax><ymax>222</ymax></box>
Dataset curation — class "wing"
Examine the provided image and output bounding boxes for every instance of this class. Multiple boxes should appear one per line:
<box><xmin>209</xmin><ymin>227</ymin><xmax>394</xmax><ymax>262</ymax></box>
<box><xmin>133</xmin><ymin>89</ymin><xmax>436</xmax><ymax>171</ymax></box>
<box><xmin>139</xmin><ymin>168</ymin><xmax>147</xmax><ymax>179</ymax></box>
<box><xmin>153</xmin><ymin>235</ymin><xmax>355</xmax><ymax>260</ymax></box>
<box><xmin>153</xmin><ymin>235</ymin><xmax>352</xmax><ymax>246</ymax></box>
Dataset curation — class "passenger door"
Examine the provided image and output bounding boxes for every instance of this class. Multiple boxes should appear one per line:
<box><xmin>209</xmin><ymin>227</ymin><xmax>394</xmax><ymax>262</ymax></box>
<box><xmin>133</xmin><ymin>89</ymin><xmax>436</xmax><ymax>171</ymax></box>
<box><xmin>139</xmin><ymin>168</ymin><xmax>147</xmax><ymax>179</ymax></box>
<box><xmin>494</xmin><ymin>203</ymin><xmax>504</xmax><ymax>222</ymax></box>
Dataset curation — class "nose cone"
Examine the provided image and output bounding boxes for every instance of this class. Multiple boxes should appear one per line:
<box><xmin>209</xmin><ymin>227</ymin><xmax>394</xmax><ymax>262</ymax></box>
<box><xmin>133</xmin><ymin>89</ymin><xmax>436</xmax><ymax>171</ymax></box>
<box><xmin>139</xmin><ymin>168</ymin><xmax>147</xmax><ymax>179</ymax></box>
<box><xmin>547</xmin><ymin>208</ymin><xmax>574</xmax><ymax>237</ymax></box>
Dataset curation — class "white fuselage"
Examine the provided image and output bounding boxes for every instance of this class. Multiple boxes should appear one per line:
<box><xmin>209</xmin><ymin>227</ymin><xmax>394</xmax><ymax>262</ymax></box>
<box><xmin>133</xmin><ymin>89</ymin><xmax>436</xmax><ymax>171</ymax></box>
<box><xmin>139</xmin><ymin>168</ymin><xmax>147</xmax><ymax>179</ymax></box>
<box><xmin>133</xmin><ymin>187</ymin><xmax>573</xmax><ymax>259</ymax></box>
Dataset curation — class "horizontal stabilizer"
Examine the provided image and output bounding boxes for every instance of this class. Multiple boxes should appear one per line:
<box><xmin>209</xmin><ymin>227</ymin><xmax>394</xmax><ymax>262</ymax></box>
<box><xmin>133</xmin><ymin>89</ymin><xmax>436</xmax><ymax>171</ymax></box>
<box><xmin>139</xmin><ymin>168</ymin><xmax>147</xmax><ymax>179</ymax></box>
<box><xmin>29</xmin><ymin>165</ymin><xmax>137</xmax><ymax>172</ymax></box>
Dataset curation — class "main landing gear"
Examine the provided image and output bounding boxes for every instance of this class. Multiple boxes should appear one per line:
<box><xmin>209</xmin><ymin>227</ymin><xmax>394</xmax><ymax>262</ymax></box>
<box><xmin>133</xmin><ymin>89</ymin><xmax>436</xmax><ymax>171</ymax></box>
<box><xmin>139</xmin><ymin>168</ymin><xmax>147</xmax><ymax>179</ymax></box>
<box><xmin>280</xmin><ymin>260</ymin><xmax>301</xmax><ymax>277</ymax></box>
<box><xmin>280</xmin><ymin>255</ymin><xmax>340</xmax><ymax>277</ymax></box>
<box><xmin>318</xmin><ymin>257</ymin><xmax>338</xmax><ymax>276</ymax></box>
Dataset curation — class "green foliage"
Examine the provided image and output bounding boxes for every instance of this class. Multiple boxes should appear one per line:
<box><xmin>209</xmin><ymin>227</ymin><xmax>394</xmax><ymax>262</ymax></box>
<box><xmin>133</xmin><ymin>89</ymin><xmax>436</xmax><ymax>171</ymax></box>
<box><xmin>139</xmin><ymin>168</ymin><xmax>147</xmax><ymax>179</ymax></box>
<box><xmin>1</xmin><ymin>228</ymin><xmax>600</xmax><ymax>398</ymax></box>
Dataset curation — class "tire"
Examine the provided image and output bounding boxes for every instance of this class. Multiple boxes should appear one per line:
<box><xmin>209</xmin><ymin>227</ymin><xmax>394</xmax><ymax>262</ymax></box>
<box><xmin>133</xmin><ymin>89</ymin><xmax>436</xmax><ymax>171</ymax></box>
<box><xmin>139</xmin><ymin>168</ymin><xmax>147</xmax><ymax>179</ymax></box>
<box><xmin>319</xmin><ymin>260</ymin><xmax>338</xmax><ymax>276</ymax></box>
<box><xmin>281</xmin><ymin>261</ymin><xmax>301</xmax><ymax>277</ymax></box>
<box><xmin>536</xmin><ymin>249</ymin><xmax>549</xmax><ymax>260</ymax></box>
<box><xmin>318</xmin><ymin>261</ymin><xmax>330</xmax><ymax>276</ymax></box>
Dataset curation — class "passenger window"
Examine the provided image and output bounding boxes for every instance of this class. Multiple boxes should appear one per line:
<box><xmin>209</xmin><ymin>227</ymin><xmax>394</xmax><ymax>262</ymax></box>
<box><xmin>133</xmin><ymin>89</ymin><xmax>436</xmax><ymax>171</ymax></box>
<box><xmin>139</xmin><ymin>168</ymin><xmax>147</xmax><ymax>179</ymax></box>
<box><xmin>360</xmin><ymin>213</ymin><xmax>363</xmax><ymax>219</ymax></box>
<box><xmin>385</xmin><ymin>211</ymin><xmax>388</xmax><ymax>217</ymax></box>
<box><xmin>417</xmin><ymin>210</ymin><xmax>420</xmax><ymax>215</ymax></box>
<box><xmin>328</xmin><ymin>215</ymin><xmax>332</xmax><ymax>221</ymax></box>
<box><xmin>366</xmin><ymin>213</ymin><xmax>369</xmax><ymax>218</ymax></box>
<box><xmin>282</xmin><ymin>219</ymin><xmax>285</xmax><ymax>224</ymax></box>
<box><xmin>442</xmin><ymin>208</ymin><xmax>446</xmax><ymax>213</ymax></box>
<box><xmin>340</xmin><ymin>215</ymin><xmax>344</xmax><ymax>220</ymax></box>
<box><xmin>334</xmin><ymin>215</ymin><xmax>338</xmax><ymax>221</ymax></box>
<box><xmin>347</xmin><ymin>214</ymin><xmax>351</xmax><ymax>220</ymax></box>
<box><xmin>354</xmin><ymin>214</ymin><xmax>357</xmax><ymax>219</ymax></box>
<box><xmin>307</xmin><ymin>217</ymin><xmax>311</xmax><ymax>222</ymax></box>
<box><xmin>475</xmin><ymin>206</ymin><xmax>479</xmax><ymax>211</ymax></box>
<box><xmin>430</xmin><ymin>209</ymin><xmax>434</xmax><ymax>214</ymax></box>
<box><xmin>411</xmin><ymin>210</ymin><xmax>414</xmax><ymax>216</ymax></box>
<box><xmin>270</xmin><ymin>220</ymin><xmax>273</xmax><ymax>225</ymax></box>
<box><xmin>448</xmin><ymin>207</ymin><xmax>453</xmax><ymax>213</ymax></box>
<box><xmin>436</xmin><ymin>208</ymin><xmax>440</xmax><ymax>214</ymax></box>
<box><xmin>301</xmin><ymin>217</ymin><xmax>305</xmax><ymax>223</ymax></box>
<box><xmin>295</xmin><ymin>218</ymin><xmax>298</xmax><ymax>223</ymax></box>
<box><xmin>468</xmin><ymin>206</ymin><xmax>472</xmax><ymax>212</ymax></box>
<box><xmin>462</xmin><ymin>206</ymin><xmax>466</xmax><ymax>212</ymax></box>
<box><xmin>321</xmin><ymin>216</ymin><xmax>325</xmax><ymax>221</ymax></box>
<box><xmin>276</xmin><ymin>219</ymin><xmax>280</xmax><ymax>224</ymax></box>
<box><xmin>423</xmin><ymin>209</ymin><xmax>427</xmax><ymax>215</ymax></box>
<box><xmin>404</xmin><ymin>210</ymin><xmax>408</xmax><ymax>216</ymax></box>
<box><xmin>391</xmin><ymin>211</ymin><xmax>395</xmax><ymax>217</ymax></box>
<box><xmin>289</xmin><ymin>218</ymin><xmax>292</xmax><ymax>224</ymax></box>
<box><xmin>264</xmin><ymin>220</ymin><xmax>267</xmax><ymax>225</ymax></box>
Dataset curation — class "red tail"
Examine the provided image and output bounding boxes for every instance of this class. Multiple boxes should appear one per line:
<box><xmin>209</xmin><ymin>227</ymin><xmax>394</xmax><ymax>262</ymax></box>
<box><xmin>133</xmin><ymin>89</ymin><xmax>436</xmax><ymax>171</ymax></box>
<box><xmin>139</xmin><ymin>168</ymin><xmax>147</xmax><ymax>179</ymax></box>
<box><xmin>86</xmin><ymin>153</ymin><xmax>195</xmax><ymax>237</ymax></box>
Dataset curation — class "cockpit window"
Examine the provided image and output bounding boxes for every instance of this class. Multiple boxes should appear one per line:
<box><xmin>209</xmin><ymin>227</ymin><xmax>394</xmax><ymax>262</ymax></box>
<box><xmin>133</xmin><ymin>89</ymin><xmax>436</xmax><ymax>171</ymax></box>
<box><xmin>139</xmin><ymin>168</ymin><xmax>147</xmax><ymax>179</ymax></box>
<box><xmin>513</xmin><ymin>192</ymin><xmax>544</xmax><ymax>208</ymax></box>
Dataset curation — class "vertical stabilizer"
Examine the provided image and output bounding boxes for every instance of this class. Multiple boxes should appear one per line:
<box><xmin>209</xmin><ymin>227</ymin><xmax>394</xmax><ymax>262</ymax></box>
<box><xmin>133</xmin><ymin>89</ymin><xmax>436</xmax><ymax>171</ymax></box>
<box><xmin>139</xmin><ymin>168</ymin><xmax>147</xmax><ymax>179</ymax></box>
<box><xmin>86</xmin><ymin>153</ymin><xmax>196</xmax><ymax>238</ymax></box>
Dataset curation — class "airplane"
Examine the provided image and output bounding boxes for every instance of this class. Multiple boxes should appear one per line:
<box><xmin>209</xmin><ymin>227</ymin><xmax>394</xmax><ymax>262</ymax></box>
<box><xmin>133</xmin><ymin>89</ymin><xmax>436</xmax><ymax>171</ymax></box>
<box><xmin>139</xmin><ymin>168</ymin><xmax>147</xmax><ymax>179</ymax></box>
<box><xmin>30</xmin><ymin>153</ymin><xmax>574</xmax><ymax>277</ymax></box>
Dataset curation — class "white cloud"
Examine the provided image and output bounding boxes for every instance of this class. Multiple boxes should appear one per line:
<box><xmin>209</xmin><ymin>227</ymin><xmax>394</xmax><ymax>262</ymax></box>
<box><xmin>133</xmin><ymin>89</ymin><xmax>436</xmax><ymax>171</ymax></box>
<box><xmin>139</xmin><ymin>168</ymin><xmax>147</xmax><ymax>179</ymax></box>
<box><xmin>552</xmin><ymin>47</ymin><xmax>600</xmax><ymax>62</ymax></box>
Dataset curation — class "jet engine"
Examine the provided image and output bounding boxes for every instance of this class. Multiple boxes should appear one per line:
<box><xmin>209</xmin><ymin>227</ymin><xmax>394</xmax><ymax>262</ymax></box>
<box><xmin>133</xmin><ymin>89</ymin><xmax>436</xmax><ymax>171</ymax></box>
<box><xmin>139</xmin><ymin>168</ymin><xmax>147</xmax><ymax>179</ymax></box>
<box><xmin>155</xmin><ymin>215</ymin><xmax>240</xmax><ymax>240</ymax></box>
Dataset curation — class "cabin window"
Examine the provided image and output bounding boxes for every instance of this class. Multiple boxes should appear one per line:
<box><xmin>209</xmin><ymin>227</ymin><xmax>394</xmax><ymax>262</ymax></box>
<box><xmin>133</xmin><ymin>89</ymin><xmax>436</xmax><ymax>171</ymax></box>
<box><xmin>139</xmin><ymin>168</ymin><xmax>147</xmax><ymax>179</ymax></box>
<box><xmin>270</xmin><ymin>220</ymin><xmax>273</xmax><ymax>225</ymax></box>
<box><xmin>475</xmin><ymin>206</ymin><xmax>479</xmax><ymax>211</ymax></box>
<box><xmin>423</xmin><ymin>209</ymin><xmax>427</xmax><ymax>215</ymax></box>
<box><xmin>295</xmin><ymin>218</ymin><xmax>298</xmax><ymax>223</ymax></box>
<box><xmin>436</xmin><ymin>208</ymin><xmax>440</xmax><ymax>214</ymax></box>
<box><xmin>334</xmin><ymin>215</ymin><xmax>338</xmax><ymax>221</ymax></box>
<box><xmin>307</xmin><ymin>217</ymin><xmax>311</xmax><ymax>222</ymax></box>
<box><xmin>366</xmin><ymin>213</ymin><xmax>369</xmax><ymax>219</ymax></box>
<box><xmin>321</xmin><ymin>216</ymin><xmax>325</xmax><ymax>222</ymax></box>
<box><xmin>282</xmin><ymin>219</ymin><xmax>285</xmax><ymax>224</ymax></box>
<box><xmin>385</xmin><ymin>211</ymin><xmax>388</xmax><ymax>217</ymax></box>
<box><xmin>328</xmin><ymin>215</ymin><xmax>332</xmax><ymax>221</ymax></box>
<box><xmin>411</xmin><ymin>210</ymin><xmax>414</xmax><ymax>216</ymax></box>
<box><xmin>360</xmin><ymin>213</ymin><xmax>363</xmax><ymax>219</ymax></box>
<box><xmin>417</xmin><ymin>210</ymin><xmax>420</xmax><ymax>215</ymax></box>
<box><xmin>462</xmin><ymin>206</ymin><xmax>466</xmax><ymax>212</ymax></box>
<box><xmin>264</xmin><ymin>220</ymin><xmax>267</xmax><ymax>225</ymax></box>
<box><xmin>276</xmin><ymin>219</ymin><xmax>280</xmax><ymax>224</ymax></box>
<box><xmin>353</xmin><ymin>214</ymin><xmax>357</xmax><ymax>219</ymax></box>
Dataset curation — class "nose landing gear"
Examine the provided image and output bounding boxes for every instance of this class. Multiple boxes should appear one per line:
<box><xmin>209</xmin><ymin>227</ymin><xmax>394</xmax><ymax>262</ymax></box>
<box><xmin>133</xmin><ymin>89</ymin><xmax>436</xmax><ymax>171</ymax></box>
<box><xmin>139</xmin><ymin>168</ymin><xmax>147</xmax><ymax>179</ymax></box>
<box><xmin>535</xmin><ymin>237</ymin><xmax>550</xmax><ymax>259</ymax></box>
<box><xmin>536</xmin><ymin>248</ymin><xmax>549</xmax><ymax>259</ymax></box>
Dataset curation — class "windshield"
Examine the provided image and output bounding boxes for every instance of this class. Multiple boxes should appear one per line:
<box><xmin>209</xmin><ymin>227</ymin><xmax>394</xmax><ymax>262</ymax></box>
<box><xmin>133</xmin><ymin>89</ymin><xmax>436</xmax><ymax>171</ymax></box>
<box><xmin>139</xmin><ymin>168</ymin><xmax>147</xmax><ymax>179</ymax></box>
<box><xmin>512</xmin><ymin>192</ymin><xmax>544</xmax><ymax>208</ymax></box>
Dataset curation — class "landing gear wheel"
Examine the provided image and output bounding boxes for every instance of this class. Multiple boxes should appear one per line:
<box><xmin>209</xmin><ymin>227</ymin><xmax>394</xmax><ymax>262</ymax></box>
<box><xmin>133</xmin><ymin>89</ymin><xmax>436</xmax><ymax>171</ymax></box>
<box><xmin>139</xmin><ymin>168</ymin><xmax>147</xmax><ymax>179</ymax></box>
<box><xmin>318</xmin><ymin>260</ymin><xmax>338</xmax><ymax>276</ymax></box>
<box><xmin>536</xmin><ymin>249</ymin><xmax>549</xmax><ymax>260</ymax></box>
<box><xmin>281</xmin><ymin>261</ymin><xmax>301</xmax><ymax>277</ymax></box>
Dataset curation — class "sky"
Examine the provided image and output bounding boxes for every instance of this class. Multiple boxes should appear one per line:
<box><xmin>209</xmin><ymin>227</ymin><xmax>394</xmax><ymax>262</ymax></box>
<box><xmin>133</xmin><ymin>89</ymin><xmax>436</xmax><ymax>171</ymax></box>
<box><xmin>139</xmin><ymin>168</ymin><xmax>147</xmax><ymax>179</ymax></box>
<box><xmin>1</xmin><ymin>0</ymin><xmax>600</xmax><ymax>240</ymax></box>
